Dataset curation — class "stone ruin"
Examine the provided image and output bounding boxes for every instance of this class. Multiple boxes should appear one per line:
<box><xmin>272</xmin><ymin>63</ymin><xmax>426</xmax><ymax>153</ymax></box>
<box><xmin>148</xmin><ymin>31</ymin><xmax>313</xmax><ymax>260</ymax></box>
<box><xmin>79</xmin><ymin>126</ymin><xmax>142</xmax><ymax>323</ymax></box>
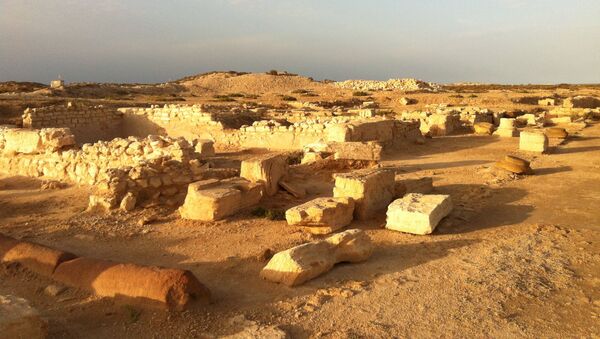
<box><xmin>2</xmin><ymin>94</ymin><xmax>600</xmax><ymax>307</ymax></box>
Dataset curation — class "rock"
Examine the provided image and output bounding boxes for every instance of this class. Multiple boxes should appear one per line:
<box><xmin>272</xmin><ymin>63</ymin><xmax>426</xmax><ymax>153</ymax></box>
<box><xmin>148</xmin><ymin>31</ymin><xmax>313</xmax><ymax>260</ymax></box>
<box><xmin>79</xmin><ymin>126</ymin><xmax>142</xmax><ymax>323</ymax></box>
<box><xmin>473</xmin><ymin>122</ymin><xmax>494</xmax><ymax>135</ymax></box>
<box><xmin>386</xmin><ymin>193</ymin><xmax>453</xmax><ymax>235</ymax></box>
<box><xmin>179</xmin><ymin>178</ymin><xmax>264</xmax><ymax>221</ymax></box>
<box><xmin>119</xmin><ymin>192</ymin><xmax>137</xmax><ymax>212</ymax></box>
<box><xmin>519</xmin><ymin>131</ymin><xmax>548</xmax><ymax>153</ymax></box>
<box><xmin>0</xmin><ymin>295</ymin><xmax>47</xmax><ymax>339</ymax></box>
<box><xmin>44</xmin><ymin>284</ymin><xmax>66</xmax><ymax>297</ymax></box>
<box><xmin>333</xmin><ymin>168</ymin><xmax>395</xmax><ymax>220</ymax></box>
<box><xmin>285</xmin><ymin>197</ymin><xmax>355</xmax><ymax>234</ymax></box>
<box><xmin>260</xmin><ymin>229</ymin><xmax>373</xmax><ymax>286</ymax></box>
<box><xmin>240</xmin><ymin>153</ymin><xmax>288</xmax><ymax>196</ymax></box>
<box><xmin>87</xmin><ymin>194</ymin><xmax>117</xmax><ymax>213</ymax></box>
<box><xmin>494</xmin><ymin>155</ymin><xmax>531</xmax><ymax>174</ymax></box>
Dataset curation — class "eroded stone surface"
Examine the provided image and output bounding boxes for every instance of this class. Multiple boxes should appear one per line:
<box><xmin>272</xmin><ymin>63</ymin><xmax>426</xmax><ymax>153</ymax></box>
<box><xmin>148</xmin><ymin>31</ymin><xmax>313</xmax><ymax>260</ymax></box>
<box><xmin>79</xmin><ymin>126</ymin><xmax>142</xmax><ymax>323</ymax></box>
<box><xmin>333</xmin><ymin>168</ymin><xmax>395</xmax><ymax>220</ymax></box>
<box><xmin>520</xmin><ymin>131</ymin><xmax>548</xmax><ymax>153</ymax></box>
<box><xmin>240</xmin><ymin>153</ymin><xmax>288</xmax><ymax>196</ymax></box>
<box><xmin>386</xmin><ymin>193</ymin><xmax>453</xmax><ymax>235</ymax></box>
<box><xmin>260</xmin><ymin>229</ymin><xmax>373</xmax><ymax>286</ymax></box>
<box><xmin>179</xmin><ymin>178</ymin><xmax>263</xmax><ymax>221</ymax></box>
<box><xmin>285</xmin><ymin>197</ymin><xmax>355</xmax><ymax>234</ymax></box>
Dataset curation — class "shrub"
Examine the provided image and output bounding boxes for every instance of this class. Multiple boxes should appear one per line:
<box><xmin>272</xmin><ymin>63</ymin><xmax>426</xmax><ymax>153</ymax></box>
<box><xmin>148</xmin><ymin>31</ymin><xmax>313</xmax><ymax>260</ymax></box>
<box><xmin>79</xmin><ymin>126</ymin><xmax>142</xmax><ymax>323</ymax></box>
<box><xmin>352</xmin><ymin>91</ymin><xmax>369</xmax><ymax>97</ymax></box>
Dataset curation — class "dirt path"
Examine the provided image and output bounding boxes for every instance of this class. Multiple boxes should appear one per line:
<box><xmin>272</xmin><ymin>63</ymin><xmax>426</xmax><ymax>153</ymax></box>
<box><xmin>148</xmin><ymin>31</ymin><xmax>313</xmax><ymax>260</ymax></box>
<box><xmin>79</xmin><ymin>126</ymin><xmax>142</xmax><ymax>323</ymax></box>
<box><xmin>1</xmin><ymin>125</ymin><xmax>599</xmax><ymax>338</ymax></box>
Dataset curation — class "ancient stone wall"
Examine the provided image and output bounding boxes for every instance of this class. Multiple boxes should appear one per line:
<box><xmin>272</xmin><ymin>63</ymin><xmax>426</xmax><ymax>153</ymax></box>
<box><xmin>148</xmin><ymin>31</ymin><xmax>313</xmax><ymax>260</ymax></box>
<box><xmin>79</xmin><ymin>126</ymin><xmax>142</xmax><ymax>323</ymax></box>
<box><xmin>22</xmin><ymin>104</ymin><xmax>123</xmax><ymax>144</ymax></box>
<box><xmin>0</xmin><ymin>127</ymin><xmax>222</xmax><ymax>207</ymax></box>
<box><xmin>206</xmin><ymin>117</ymin><xmax>421</xmax><ymax>150</ymax></box>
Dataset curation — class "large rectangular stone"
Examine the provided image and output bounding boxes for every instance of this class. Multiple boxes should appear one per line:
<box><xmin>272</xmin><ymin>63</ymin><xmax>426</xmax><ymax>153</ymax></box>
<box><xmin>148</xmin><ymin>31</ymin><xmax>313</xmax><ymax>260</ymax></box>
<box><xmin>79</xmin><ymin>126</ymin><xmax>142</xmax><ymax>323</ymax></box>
<box><xmin>179</xmin><ymin>178</ymin><xmax>263</xmax><ymax>221</ymax></box>
<box><xmin>240</xmin><ymin>153</ymin><xmax>288</xmax><ymax>196</ymax></box>
<box><xmin>333</xmin><ymin>168</ymin><xmax>395</xmax><ymax>220</ymax></box>
<box><xmin>285</xmin><ymin>197</ymin><xmax>355</xmax><ymax>234</ymax></box>
<box><xmin>386</xmin><ymin>193</ymin><xmax>453</xmax><ymax>235</ymax></box>
<box><xmin>519</xmin><ymin>131</ymin><xmax>548</xmax><ymax>153</ymax></box>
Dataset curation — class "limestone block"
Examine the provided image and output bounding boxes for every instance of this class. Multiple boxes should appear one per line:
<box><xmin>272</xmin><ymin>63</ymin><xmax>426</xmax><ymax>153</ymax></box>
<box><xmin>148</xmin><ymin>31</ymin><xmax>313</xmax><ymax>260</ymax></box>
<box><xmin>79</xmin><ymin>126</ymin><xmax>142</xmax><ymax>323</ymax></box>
<box><xmin>285</xmin><ymin>197</ymin><xmax>355</xmax><ymax>234</ymax></box>
<box><xmin>179</xmin><ymin>178</ymin><xmax>264</xmax><ymax>221</ymax></box>
<box><xmin>386</xmin><ymin>193</ymin><xmax>453</xmax><ymax>235</ymax></box>
<box><xmin>519</xmin><ymin>131</ymin><xmax>548</xmax><ymax>153</ymax></box>
<box><xmin>3</xmin><ymin>129</ymin><xmax>42</xmax><ymax>154</ymax></box>
<box><xmin>473</xmin><ymin>122</ymin><xmax>494</xmax><ymax>135</ymax></box>
<box><xmin>333</xmin><ymin>168</ymin><xmax>395</xmax><ymax>220</ymax></box>
<box><xmin>240</xmin><ymin>153</ymin><xmax>288</xmax><ymax>196</ymax></box>
<box><xmin>330</xmin><ymin>141</ymin><xmax>382</xmax><ymax>161</ymax></box>
<box><xmin>493</xmin><ymin>118</ymin><xmax>519</xmax><ymax>137</ymax></box>
<box><xmin>260</xmin><ymin>229</ymin><xmax>373</xmax><ymax>286</ymax></box>
<box><xmin>0</xmin><ymin>295</ymin><xmax>47</xmax><ymax>339</ymax></box>
<box><xmin>194</xmin><ymin>139</ymin><xmax>215</xmax><ymax>157</ymax></box>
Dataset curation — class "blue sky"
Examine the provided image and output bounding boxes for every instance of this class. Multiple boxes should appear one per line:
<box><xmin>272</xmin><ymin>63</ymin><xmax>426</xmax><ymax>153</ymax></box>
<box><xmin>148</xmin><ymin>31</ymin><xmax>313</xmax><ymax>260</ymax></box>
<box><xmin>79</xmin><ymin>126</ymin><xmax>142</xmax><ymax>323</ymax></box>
<box><xmin>1</xmin><ymin>0</ymin><xmax>599</xmax><ymax>84</ymax></box>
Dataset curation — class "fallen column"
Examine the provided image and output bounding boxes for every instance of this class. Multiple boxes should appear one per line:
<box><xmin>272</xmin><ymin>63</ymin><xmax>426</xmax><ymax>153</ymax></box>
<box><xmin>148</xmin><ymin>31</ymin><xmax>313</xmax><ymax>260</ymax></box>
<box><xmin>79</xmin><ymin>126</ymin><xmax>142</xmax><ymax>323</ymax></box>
<box><xmin>53</xmin><ymin>257</ymin><xmax>210</xmax><ymax>311</ymax></box>
<box><xmin>260</xmin><ymin>229</ymin><xmax>373</xmax><ymax>286</ymax></box>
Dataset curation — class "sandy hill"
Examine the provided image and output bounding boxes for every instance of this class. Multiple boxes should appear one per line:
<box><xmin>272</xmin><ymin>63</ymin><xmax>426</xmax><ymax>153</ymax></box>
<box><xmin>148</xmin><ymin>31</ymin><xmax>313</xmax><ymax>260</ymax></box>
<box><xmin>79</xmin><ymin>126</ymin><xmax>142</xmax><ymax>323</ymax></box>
<box><xmin>176</xmin><ymin>71</ymin><xmax>326</xmax><ymax>95</ymax></box>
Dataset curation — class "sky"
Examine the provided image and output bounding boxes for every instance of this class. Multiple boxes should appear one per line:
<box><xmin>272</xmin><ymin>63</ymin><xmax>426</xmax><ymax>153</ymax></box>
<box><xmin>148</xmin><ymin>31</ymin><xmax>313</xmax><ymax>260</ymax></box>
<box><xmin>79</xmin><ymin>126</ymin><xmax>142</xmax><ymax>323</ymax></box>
<box><xmin>0</xmin><ymin>0</ymin><xmax>599</xmax><ymax>84</ymax></box>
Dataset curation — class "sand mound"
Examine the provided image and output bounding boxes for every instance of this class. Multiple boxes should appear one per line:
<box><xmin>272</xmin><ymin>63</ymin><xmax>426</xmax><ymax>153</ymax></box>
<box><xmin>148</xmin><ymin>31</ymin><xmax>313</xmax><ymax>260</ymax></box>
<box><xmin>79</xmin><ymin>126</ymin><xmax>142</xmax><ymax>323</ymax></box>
<box><xmin>178</xmin><ymin>72</ymin><xmax>324</xmax><ymax>95</ymax></box>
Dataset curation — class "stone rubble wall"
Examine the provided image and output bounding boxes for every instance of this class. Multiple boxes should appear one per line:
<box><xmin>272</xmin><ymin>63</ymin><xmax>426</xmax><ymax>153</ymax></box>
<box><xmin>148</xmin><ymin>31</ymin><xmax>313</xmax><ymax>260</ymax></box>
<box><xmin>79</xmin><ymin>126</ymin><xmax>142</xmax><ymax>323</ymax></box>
<box><xmin>0</xmin><ymin>127</ymin><xmax>217</xmax><ymax>207</ymax></box>
<box><xmin>22</xmin><ymin>104</ymin><xmax>123</xmax><ymax>144</ymax></box>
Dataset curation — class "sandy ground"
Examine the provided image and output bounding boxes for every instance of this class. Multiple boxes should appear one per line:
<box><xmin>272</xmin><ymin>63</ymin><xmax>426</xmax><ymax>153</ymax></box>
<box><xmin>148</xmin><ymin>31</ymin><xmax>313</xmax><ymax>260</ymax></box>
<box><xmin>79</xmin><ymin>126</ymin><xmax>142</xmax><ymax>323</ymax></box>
<box><xmin>1</xmin><ymin>118</ymin><xmax>599</xmax><ymax>337</ymax></box>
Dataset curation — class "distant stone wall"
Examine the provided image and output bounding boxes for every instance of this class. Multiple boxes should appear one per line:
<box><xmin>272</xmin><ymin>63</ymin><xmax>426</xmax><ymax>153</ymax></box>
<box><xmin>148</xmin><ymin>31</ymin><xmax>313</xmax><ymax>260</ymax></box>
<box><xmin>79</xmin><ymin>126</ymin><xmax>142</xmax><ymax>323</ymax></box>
<box><xmin>118</xmin><ymin>105</ymin><xmax>243</xmax><ymax>141</ymax></box>
<box><xmin>22</xmin><ymin>104</ymin><xmax>123</xmax><ymax>144</ymax></box>
<box><xmin>209</xmin><ymin>117</ymin><xmax>421</xmax><ymax>150</ymax></box>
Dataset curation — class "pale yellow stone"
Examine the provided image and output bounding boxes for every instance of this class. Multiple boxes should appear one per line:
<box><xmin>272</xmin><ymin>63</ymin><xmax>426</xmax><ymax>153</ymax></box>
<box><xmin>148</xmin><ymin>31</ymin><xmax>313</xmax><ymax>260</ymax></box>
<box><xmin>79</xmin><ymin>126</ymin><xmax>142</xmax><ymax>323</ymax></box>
<box><xmin>260</xmin><ymin>229</ymin><xmax>373</xmax><ymax>286</ymax></box>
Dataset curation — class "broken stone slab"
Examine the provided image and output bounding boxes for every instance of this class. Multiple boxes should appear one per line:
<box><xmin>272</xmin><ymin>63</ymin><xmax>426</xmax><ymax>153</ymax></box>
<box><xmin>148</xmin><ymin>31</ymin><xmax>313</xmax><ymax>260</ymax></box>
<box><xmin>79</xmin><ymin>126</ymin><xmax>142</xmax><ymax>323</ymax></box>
<box><xmin>519</xmin><ymin>131</ymin><xmax>548</xmax><ymax>153</ymax></box>
<box><xmin>0</xmin><ymin>234</ymin><xmax>76</xmax><ymax>277</ymax></box>
<box><xmin>386</xmin><ymin>193</ymin><xmax>453</xmax><ymax>235</ymax></box>
<box><xmin>260</xmin><ymin>229</ymin><xmax>373</xmax><ymax>286</ymax></box>
<box><xmin>494</xmin><ymin>155</ymin><xmax>531</xmax><ymax>174</ymax></box>
<box><xmin>52</xmin><ymin>257</ymin><xmax>210</xmax><ymax>311</ymax></box>
<box><xmin>473</xmin><ymin>122</ymin><xmax>494</xmax><ymax>135</ymax></box>
<box><xmin>87</xmin><ymin>194</ymin><xmax>119</xmax><ymax>213</ymax></box>
<box><xmin>0</xmin><ymin>295</ymin><xmax>48</xmax><ymax>339</ymax></box>
<box><xmin>544</xmin><ymin>127</ymin><xmax>568</xmax><ymax>139</ymax></box>
<box><xmin>285</xmin><ymin>197</ymin><xmax>355</xmax><ymax>234</ymax></box>
<box><xmin>179</xmin><ymin>178</ymin><xmax>264</xmax><ymax>221</ymax></box>
<box><xmin>333</xmin><ymin>168</ymin><xmax>395</xmax><ymax>220</ymax></box>
<box><xmin>240</xmin><ymin>153</ymin><xmax>288</xmax><ymax>196</ymax></box>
